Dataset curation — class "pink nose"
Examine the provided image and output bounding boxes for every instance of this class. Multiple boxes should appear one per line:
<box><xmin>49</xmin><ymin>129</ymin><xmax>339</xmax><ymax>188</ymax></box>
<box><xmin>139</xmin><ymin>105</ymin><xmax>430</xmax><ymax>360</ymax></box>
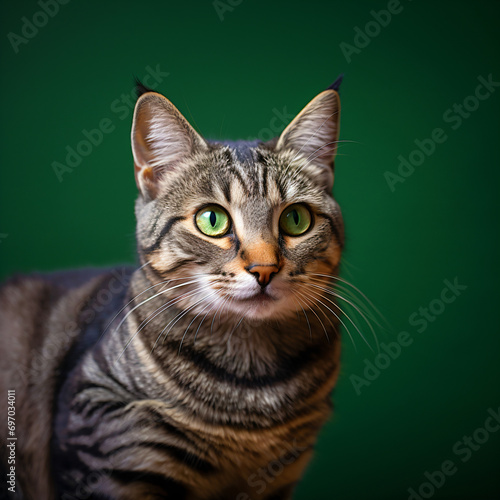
<box><xmin>246</xmin><ymin>264</ymin><xmax>280</xmax><ymax>287</ymax></box>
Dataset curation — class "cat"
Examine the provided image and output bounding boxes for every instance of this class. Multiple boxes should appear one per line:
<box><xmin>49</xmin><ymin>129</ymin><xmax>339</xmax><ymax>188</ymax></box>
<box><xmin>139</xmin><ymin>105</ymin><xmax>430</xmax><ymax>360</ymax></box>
<box><xmin>0</xmin><ymin>76</ymin><xmax>344</xmax><ymax>500</ymax></box>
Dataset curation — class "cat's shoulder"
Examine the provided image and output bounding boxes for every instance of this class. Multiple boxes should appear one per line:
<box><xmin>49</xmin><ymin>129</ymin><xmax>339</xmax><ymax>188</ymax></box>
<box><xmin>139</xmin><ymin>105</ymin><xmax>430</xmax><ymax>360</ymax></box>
<box><xmin>0</xmin><ymin>266</ymin><xmax>134</xmax><ymax>357</ymax></box>
<box><xmin>0</xmin><ymin>267</ymin><xmax>133</xmax><ymax>500</ymax></box>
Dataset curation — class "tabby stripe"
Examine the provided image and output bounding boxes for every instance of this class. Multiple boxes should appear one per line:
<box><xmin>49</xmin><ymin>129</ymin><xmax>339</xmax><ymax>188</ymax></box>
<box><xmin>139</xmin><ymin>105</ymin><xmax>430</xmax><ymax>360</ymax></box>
<box><xmin>148</xmin><ymin>258</ymin><xmax>196</xmax><ymax>277</ymax></box>
<box><xmin>255</xmin><ymin>149</ymin><xmax>267</xmax><ymax>165</ymax></box>
<box><xmin>222</xmin><ymin>147</ymin><xmax>233</xmax><ymax>164</ymax></box>
<box><xmin>108</xmin><ymin>409</ymin><xmax>210</xmax><ymax>456</ymax></box>
<box><xmin>67</xmin><ymin>406</ymin><xmax>133</xmax><ymax>438</ymax></box>
<box><xmin>232</xmin><ymin>232</ymin><xmax>241</xmax><ymax>255</ymax></box>
<box><xmin>101</xmin><ymin>440</ymin><xmax>214</xmax><ymax>473</ymax></box>
<box><xmin>222</xmin><ymin>178</ymin><xmax>231</xmax><ymax>203</ymax></box>
<box><xmin>229</xmin><ymin>164</ymin><xmax>250</xmax><ymax>193</ymax></box>
<box><xmin>261</xmin><ymin>163</ymin><xmax>268</xmax><ymax>196</ymax></box>
<box><xmin>277</xmin><ymin>232</ymin><xmax>290</xmax><ymax>259</ymax></box>
<box><xmin>107</xmin><ymin>469</ymin><xmax>187</xmax><ymax>497</ymax></box>
<box><xmin>77</xmin><ymin>379</ymin><xmax>129</xmax><ymax>397</ymax></box>
<box><xmin>277</xmin><ymin>179</ymin><xmax>287</xmax><ymax>201</ymax></box>
<box><xmin>142</xmin><ymin>216</ymin><xmax>185</xmax><ymax>254</ymax></box>
<box><xmin>55</xmin><ymin>273</ymin><xmax>128</xmax><ymax>396</ymax></box>
<box><xmin>97</xmin><ymin>346</ymin><xmax>147</xmax><ymax>398</ymax></box>
<box><xmin>104</xmin><ymin>365</ymin><xmax>138</xmax><ymax>395</ymax></box>
<box><xmin>318</xmin><ymin>212</ymin><xmax>343</xmax><ymax>247</ymax></box>
<box><xmin>70</xmin><ymin>411</ymin><xmax>208</xmax><ymax>458</ymax></box>
<box><xmin>136</xmin><ymin>407</ymin><xmax>205</xmax><ymax>451</ymax></box>
<box><xmin>153</xmin><ymin>340</ymin><xmax>328</xmax><ymax>388</ymax></box>
<box><xmin>83</xmin><ymin>400</ymin><xmax>127</xmax><ymax>420</ymax></box>
<box><xmin>147</xmin><ymin>348</ymin><xmax>338</xmax><ymax>426</ymax></box>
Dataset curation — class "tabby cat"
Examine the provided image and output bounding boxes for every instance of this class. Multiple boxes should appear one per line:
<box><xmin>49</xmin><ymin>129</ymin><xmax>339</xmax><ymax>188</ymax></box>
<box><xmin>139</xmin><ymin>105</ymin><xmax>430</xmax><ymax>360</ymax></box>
<box><xmin>0</xmin><ymin>77</ymin><xmax>344</xmax><ymax>499</ymax></box>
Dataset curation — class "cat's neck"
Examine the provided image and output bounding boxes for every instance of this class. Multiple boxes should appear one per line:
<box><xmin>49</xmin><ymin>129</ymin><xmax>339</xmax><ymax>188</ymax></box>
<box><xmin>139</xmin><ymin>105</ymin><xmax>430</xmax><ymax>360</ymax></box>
<box><xmin>92</xmin><ymin>267</ymin><xmax>340</xmax><ymax>425</ymax></box>
<box><xmin>126</xmin><ymin>267</ymin><xmax>337</xmax><ymax>368</ymax></box>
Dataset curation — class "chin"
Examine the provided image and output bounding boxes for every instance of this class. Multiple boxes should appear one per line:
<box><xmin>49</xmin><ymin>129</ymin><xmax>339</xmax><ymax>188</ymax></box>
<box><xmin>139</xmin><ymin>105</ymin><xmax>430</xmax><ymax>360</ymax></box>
<box><xmin>225</xmin><ymin>291</ymin><xmax>296</xmax><ymax>321</ymax></box>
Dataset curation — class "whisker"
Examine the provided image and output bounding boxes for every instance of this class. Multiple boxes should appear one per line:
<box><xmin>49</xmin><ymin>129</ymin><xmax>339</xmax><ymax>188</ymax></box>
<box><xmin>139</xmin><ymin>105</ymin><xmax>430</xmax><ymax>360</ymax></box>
<box><xmin>309</xmin><ymin>282</ymin><xmax>380</xmax><ymax>350</ymax></box>
<box><xmin>298</xmin><ymin>145</ymin><xmax>351</xmax><ymax>175</ymax></box>
<box><xmin>226</xmin><ymin>315</ymin><xmax>245</xmax><ymax>345</ymax></box>
<box><xmin>296</xmin><ymin>141</ymin><xmax>342</xmax><ymax>173</ymax></box>
<box><xmin>304</xmin><ymin>283</ymin><xmax>375</xmax><ymax>351</ymax></box>
<box><xmin>294</xmin><ymin>289</ymin><xmax>330</xmax><ymax>343</ymax></box>
<box><xmin>99</xmin><ymin>261</ymin><xmax>160</xmax><ymax>339</ymax></box>
<box><xmin>112</xmin><ymin>278</ymin><xmax>200</xmax><ymax>351</ymax></box>
<box><xmin>137</xmin><ymin>284</ymin><xmax>211</xmax><ymax>335</ymax></box>
<box><xmin>211</xmin><ymin>295</ymin><xmax>231</xmax><ymax>337</ymax></box>
<box><xmin>158</xmin><ymin>290</ymin><xmax>218</xmax><ymax>351</ymax></box>
<box><xmin>295</xmin><ymin>287</ymin><xmax>338</xmax><ymax>334</ymax></box>
<box><xmin>194</xmin><ymin>295</ymin><xmax>222</xmax><ymax>345</ymax></box>
<box><xmin>178</xmin><ymin>291</ymin><xmax>220</xmax><ymax>353</ymax></box>
<box><xmin>290</xmin><ymin>290</ymin><xmax>312</xmax><ymax>340</ymax></box>
<box><xmin>300</xmin><ymin>284</ymin><xmax>357</xmax><ymax>350</ymax></box>
<box><xmin>309</xmin><ymin>273</ymin><xmax>388</xmax><ymax>328</ymax></box>
<box><xmin>308</xmin><ymin>277</ymin><xmax>384</xmax><ymax>331</ymax></box>
<box><xmin>118</xmin><ymin>284</ymin><xmax>212</xmax><ymax>361</ymax></box>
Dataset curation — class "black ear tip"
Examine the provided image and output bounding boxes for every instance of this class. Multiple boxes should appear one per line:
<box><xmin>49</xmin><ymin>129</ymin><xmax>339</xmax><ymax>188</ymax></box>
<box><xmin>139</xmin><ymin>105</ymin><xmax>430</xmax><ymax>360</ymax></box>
<box><xmin>134</xmin><ymin>77</ymin><xmax>154</xmax><ymax>99</ymax></box>
<box><xmin>327</xmin><ymin>74</ymin><xmax>344</xmax><ymax>93</ymax></box>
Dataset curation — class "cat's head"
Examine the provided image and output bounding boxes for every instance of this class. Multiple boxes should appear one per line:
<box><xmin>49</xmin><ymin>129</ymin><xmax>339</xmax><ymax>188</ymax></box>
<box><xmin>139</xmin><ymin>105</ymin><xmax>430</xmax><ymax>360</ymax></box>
<box><xmin>131</xmin><ymin>85</ymin><xmax>344</xmax><ymax>321</ymax></box>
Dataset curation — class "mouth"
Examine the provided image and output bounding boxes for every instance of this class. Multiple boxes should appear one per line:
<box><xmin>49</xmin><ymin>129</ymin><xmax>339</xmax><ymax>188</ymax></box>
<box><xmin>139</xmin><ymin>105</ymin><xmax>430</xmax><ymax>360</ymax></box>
<box><xmin>234</xmin><ymin>290</ymin><xmax>276</xmax><ymax>304</ymax></box>
<box><xmin>221</xmin><ymin>288</ymin><xmax>290</xmax><ymax>320</ymax></box>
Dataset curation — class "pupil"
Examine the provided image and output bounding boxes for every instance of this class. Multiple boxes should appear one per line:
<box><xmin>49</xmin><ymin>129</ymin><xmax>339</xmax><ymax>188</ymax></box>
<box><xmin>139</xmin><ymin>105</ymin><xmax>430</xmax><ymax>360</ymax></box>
<box><xmin>292</xmin><ymin>210</ymin><xmax>299</xmax><ymax>225</ymax></box>
<box><xmin>209</xmin><ymin>211</ymin><xmax>217</xmax><ymax>227</ymax></box>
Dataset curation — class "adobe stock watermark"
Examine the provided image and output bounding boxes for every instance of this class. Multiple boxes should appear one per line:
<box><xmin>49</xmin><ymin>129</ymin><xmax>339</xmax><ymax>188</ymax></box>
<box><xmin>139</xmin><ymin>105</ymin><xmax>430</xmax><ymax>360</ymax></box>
<box><xmin>7</xmin><ymin>0</ymin><xmax>71</xmax><ymax>54</ymax></box>
<box><xmin>213</xmin><ymin>0</ymin><xmax>243</xmax><ymax>21</ymax></box>
<box><xmin>235</xmin><ymin>439</ymin><xmax>308</xmax><ymax>499</ymax></box>
<box><xmin>385</xmin><ymin>73</ymin><xmax>499</xmax><ymax>192</ymax></box>
<box><xmin>6</xmin><ymin>390</ymin><xmax>17</xmax><ymax>495</ymax></box>
<box><xmin>12</xmin><ymin>268</ymin><xmax>131</xmax><ymax>386</ymax></box>
<box><xmin>350</xmin><ymin>277</ymin><xmax>467</xmax><ymax>395</ymax></box>
<box><xmin>407</xmin><ymin>405</ymin><xmax>500</xmax><ymax>499</ymax></box>
<box><xmin>51</xmin><ymin>64</ymin><xmax>170</xmax><ymax>182</ymax></box>
<box><xmin>245</xmin><ymin>107</ymin><xmax>295</xmax><ymax>142</ymax></box>
<box><xmin>60</xmin><ymin>466</ymin><xmax>112</xmax><ymax>500</ymax></box>
<box><xmin>339</xmin><ymin>0</ymin><xmax>410</xmax><ymax>63</ymax></box>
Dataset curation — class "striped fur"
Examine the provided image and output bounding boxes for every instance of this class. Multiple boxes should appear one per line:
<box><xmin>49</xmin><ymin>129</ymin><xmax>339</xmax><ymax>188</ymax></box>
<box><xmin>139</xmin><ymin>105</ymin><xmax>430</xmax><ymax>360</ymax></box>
<box><xmin>0</xmin><ymin>85</ymin><xmax>344</xmax><ymax>499</ymax></box>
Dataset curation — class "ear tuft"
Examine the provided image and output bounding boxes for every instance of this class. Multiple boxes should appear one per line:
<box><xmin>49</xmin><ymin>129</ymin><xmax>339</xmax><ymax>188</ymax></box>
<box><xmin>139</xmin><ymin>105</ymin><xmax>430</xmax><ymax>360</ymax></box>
<box><xmin>134</xmin><ymin>77</ymin><xmax>154</xmax><ymax>99</ymax></box>
<box><xmin>326</xmin><ymin>74</ymin><xmax>344</xmax><ymax>94</ymax></box>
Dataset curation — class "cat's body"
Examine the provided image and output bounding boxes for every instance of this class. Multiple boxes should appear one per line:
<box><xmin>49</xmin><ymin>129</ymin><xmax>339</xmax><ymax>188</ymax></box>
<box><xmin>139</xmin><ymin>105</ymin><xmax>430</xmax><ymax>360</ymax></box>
<box><xmin>0</xmin><ymin>81</ymin><xmax>344</xmax><ymax>499</ymax></box>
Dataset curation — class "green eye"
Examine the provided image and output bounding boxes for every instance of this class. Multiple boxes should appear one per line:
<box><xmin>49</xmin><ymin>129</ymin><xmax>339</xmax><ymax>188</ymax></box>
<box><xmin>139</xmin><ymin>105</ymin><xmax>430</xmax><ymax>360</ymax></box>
<box><xmin>279</xmin><ymin>204</ymin><xmax>312</xmax><ymax>236</ymax></box>
<box><xmin>195</xmin><ymin>205</ymin><xmax>230</xmax><ymax>237</ymax></box>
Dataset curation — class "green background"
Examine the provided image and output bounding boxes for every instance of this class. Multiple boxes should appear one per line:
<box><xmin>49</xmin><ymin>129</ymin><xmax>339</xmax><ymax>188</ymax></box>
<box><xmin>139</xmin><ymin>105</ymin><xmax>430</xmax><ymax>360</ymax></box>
<box><xmin>1</xmin><ymin>0</ymin><xmax>499</xmax><ymax>498</ymax></box>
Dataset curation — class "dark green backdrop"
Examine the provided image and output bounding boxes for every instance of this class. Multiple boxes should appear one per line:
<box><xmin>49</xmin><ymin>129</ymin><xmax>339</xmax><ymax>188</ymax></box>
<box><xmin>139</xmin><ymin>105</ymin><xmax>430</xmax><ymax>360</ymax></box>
<box><xmin>1</xmin><ymin>0</ymin><xmax>499</xmax><ymax>498</ymax></box>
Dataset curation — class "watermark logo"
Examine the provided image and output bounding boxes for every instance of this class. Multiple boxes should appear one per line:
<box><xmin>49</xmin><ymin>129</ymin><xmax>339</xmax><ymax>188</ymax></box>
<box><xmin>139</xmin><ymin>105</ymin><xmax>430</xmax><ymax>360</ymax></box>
<box><xmin>350</xmin><ymin>277</ymin><xmax>467</xmax><ymax>395</ymax></box>
<box><xmin>408</xmin><ymin>406</ymin><xmax>500</xmax><ymax>499</ymax></box>
<box><xmin>7</xmin><ymin>0</ymin><xmax>71</xmax><ymax>54</ymax></box>
<box><xmin>213</xmin><ymin>0</ymin><xmax>244</xmax><ymax>21</ymax></box>
<box><xmin>339</xmin><ymin>0</ymin><xmax>408</xmax><ymax>63</ymax></box>
<box><xmin>6</xmin><ymin>390</ymin><xmax>17</xmax><ymax>494</ymax></box>
<box><xmin>51</xmin><ymin>64</ymin><xmax>170</xmax><ymax>182</ymax></box>
<box><xmin>236</xmin><ymin>439</ymin><xmax>308</xmax><ymax>499</ymax></box>
<box><xmin>245</xmin><ymin>107</ymin><xmax>295</xmax><ymax>142</ymax></box>
<box><xmin>385</xmin><ymin>74</ymin><xmax>499</xmax><ymax>192</ymax></box>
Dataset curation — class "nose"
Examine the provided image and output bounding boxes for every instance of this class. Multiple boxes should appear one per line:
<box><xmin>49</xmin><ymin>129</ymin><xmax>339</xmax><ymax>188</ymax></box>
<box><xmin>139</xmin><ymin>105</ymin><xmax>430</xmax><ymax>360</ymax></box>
<box><xmin>246</xmin><ymin>264</ymin><xmax>280</xmax><ymax>287</ymax></box>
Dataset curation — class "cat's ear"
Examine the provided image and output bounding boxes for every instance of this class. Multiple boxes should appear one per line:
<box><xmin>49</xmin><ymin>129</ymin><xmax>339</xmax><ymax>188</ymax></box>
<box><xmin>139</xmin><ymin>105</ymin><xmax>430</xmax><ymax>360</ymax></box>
<box><xmin>275</xmin><ymin>89</ymin><xmax>340</xmax><ymax>191</ymax></box>
<box><xmin>131</xmin><ymin>92</ymin><xmax>207</xmax><ymax>199</ymax></box>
